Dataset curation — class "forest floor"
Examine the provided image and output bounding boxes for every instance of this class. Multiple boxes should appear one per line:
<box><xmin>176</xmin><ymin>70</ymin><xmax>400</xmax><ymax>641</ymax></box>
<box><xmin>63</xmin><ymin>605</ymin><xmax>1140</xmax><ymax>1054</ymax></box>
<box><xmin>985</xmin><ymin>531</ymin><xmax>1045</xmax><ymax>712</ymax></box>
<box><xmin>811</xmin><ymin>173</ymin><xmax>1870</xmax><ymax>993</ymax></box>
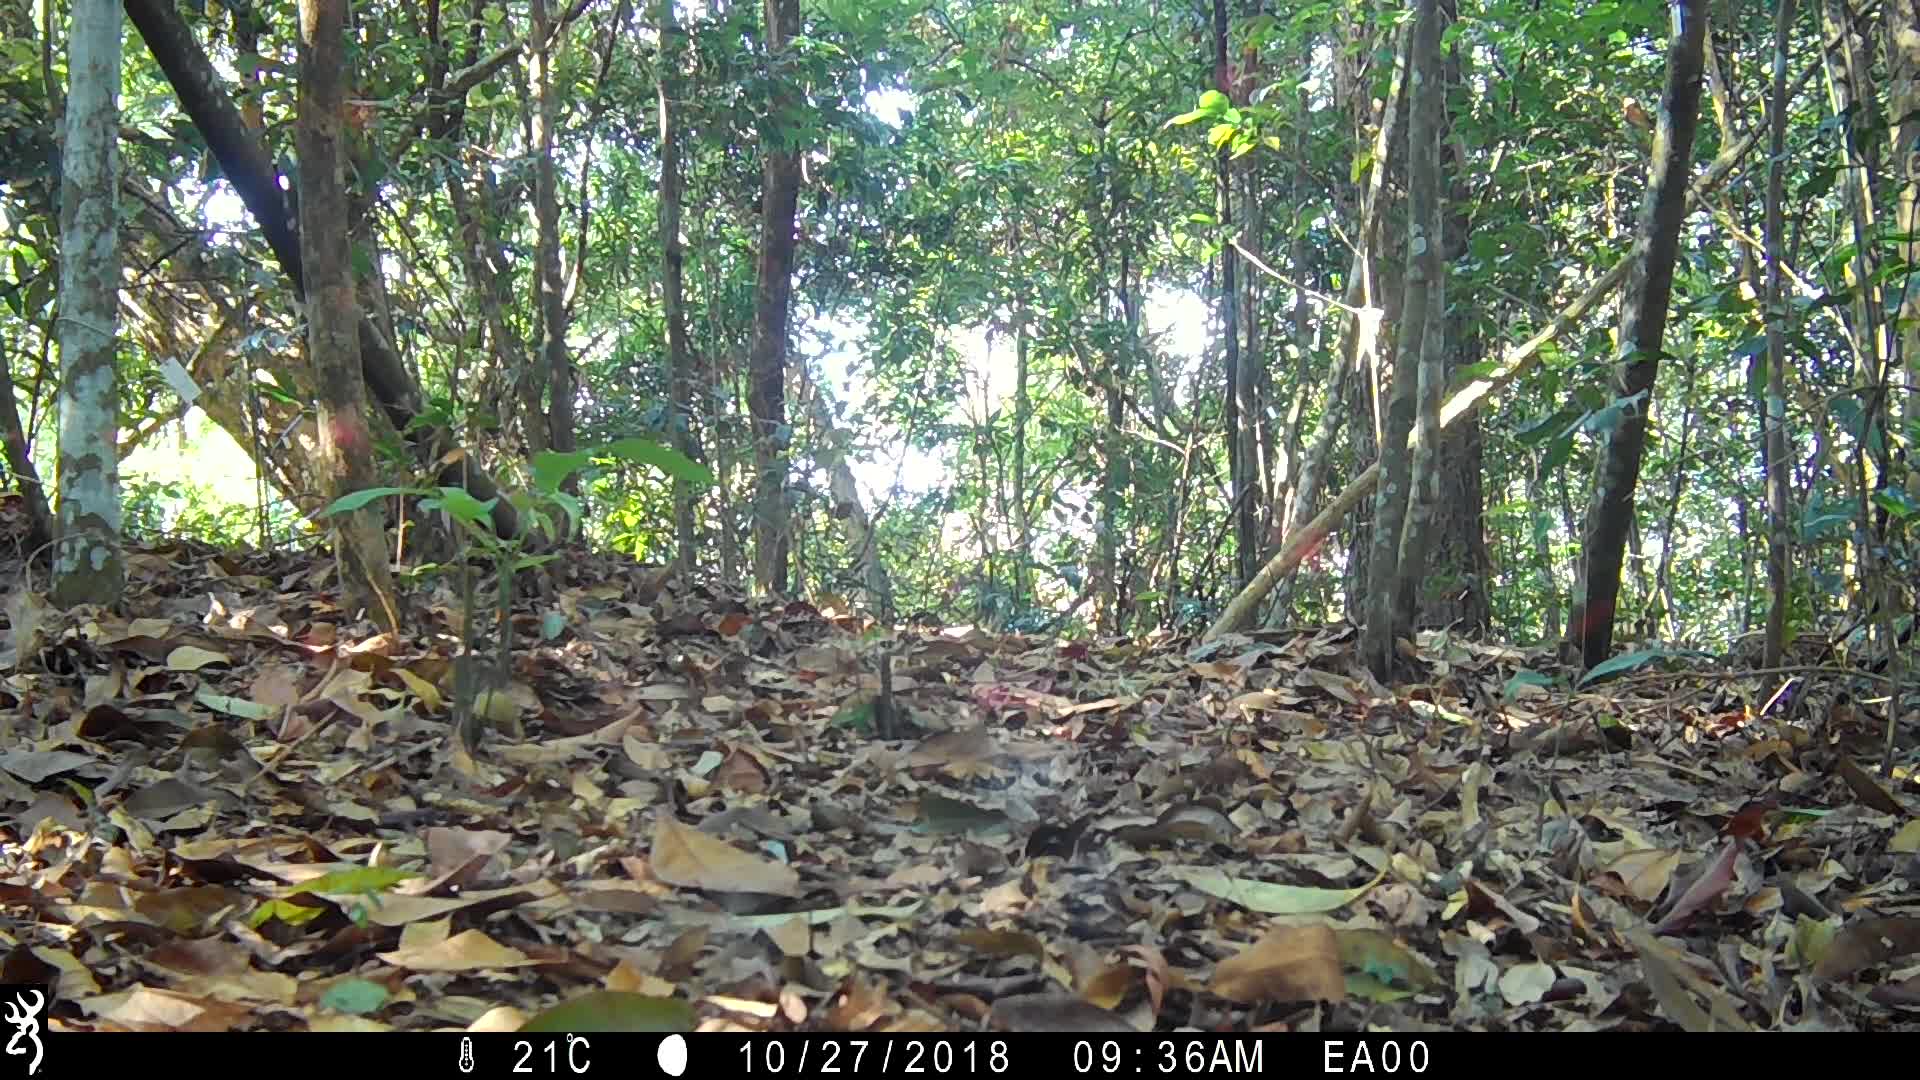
<box><xmin>0</xmin><ymin>496</ymin><xmax>1916</xmax><ymax>1034</ymax></box>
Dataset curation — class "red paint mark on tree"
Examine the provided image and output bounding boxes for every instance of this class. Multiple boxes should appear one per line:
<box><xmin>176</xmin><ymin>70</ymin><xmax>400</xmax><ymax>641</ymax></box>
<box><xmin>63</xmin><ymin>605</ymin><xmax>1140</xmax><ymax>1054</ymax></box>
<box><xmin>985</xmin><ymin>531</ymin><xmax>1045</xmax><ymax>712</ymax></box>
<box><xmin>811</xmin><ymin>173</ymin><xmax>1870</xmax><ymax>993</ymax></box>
<box><xmin>327</xmin><ymin>414</ymin><xmax>370</xmax><ymax>456</ymax></box>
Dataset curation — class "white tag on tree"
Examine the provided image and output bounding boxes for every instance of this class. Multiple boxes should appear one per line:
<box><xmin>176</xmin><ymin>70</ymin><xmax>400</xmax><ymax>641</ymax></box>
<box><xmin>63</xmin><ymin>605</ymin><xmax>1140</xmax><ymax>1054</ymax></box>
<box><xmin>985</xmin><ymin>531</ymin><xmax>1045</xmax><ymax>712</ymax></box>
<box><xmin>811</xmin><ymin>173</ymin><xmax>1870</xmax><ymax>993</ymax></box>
<box><xmin>160</xmin><ymin>356</ymin><xmax>201</xmax><ymax>405</ymax></box>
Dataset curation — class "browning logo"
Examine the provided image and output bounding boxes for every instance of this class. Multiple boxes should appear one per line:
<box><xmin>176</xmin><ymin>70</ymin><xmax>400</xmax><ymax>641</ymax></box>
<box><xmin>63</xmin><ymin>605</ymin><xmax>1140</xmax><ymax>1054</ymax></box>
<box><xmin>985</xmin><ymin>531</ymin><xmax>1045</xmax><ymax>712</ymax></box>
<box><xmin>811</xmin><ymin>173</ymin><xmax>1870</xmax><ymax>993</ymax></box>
<box><xmin>1</xmin><ymin>987</ymin><xmax>44</xmax><ymax>1077</ymax></box>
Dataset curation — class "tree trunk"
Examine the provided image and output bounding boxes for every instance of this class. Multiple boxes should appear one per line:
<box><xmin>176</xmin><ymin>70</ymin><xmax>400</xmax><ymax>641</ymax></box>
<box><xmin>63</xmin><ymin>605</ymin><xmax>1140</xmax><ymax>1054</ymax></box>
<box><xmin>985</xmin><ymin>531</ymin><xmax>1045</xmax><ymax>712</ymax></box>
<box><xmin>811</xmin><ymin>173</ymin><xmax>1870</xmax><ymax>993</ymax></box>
<box><xmin>659</xmin><ymin>0</ymin><xmax>698</xmax><ymax>567</ymax></box>
<box><xmin>529</xmin><ymin>0</ymin><xmax>574</xmax><ymax>469</ymax></box>
<box><xmin>1360</xmin><ymin>0</ymin><xmax>1440</xmax><ymax>681</ymax></box>
<box><xmin>1417</xmin><ymin>0</ymin><xmax>1490</xmax><ymax>634</ymax></box>
<box><xmin>1288</xmin><ymin>18</ymin><xmax>1408</xmax><ymax>569</ymax></box>
<box><xmin>1393</xmin><ymin>39</ymin><xmax>1447</xmax><ymax>636</ymax></box>
<box><xmin>297</xmin><ymin>0</ymin><xmax>400</xmax><ymax>633</ymax></box>
<box><xmin>749</xmin><ymin>0</ymin><xmax>801</xmax><ymax>595</ymax></box>
<box><xmin>51</xmin><ymin>0</ymin><xmax>125</xmax><ymax>609</ymax></box>
<box><xmin>1012</xmin><ymin>298</ymin><xmax>1033</xmax><ymax>609</ymax></box>
<box><xmin>1566</xmin><ymin>0</ymin><xmax>1705</xmax><ymax>669</ymax></box>
<box><xmin>122</xmin><ymin>0</ymin><xmax>521</xmax><ymax>542</ymax></box>
<box><xmin>1892</xmin><ymin>1</ymin><xmax>1920</xmax><ymax>460</ymax></box>
<box><xmin>1822</xmin><ymin>0</ymin><xmax>1891</xmax><ymax>620</ymax></box>
<box><xmin>1213</xmin><ymin>0</ymin><xmax>1255</xmax><ymax>589</ymax></box>
<box><xmin>1762</xmin><ymin>0</ymin><xmax>1800</xmax><ymax>666</ymax></box>
<box><xmin>1204</xmin><ymin>65</ymin><xmax>1780</xmax><ymax>641</ymax></box>
<box><xmin>802</xmin><ymin>385</ymin><xmax>888</xmax><ymax>610</ymax></box>
<box><xmin>0</xmin><ymin>338</ymin><xmax>54</xmax><ymax>556</ymax></box>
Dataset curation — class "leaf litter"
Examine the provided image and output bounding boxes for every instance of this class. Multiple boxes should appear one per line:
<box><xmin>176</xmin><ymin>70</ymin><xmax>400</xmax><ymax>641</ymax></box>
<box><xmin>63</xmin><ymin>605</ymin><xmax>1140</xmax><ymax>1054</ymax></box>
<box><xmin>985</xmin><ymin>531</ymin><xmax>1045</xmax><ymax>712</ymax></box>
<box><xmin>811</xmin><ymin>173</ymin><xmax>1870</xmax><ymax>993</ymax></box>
<box><xmin>0</xmin><ymin>530</ymin><xmax>1916</xmax><ymax>1033</ymax></box>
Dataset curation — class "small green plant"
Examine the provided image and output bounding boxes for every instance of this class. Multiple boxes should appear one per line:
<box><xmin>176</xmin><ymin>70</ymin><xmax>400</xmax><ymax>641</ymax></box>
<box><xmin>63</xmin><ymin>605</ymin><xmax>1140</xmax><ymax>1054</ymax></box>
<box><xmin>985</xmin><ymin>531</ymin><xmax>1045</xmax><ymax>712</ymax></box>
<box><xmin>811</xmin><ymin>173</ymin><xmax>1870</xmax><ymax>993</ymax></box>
<box><xmin>324</xmin><ymin>437</ymin><xmax>712</xmax><ymax>749</ymax></box>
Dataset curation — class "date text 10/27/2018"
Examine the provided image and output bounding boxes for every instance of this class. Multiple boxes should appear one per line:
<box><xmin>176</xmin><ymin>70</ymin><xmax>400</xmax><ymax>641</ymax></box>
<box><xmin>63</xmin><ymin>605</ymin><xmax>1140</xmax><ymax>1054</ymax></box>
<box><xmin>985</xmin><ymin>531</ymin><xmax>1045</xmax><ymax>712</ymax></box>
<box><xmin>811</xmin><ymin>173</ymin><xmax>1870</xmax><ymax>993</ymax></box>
<box><xmin>731</xmin><ymin>1036</ymin><xmax>1430</xmax><ymax>1076</ymax></box>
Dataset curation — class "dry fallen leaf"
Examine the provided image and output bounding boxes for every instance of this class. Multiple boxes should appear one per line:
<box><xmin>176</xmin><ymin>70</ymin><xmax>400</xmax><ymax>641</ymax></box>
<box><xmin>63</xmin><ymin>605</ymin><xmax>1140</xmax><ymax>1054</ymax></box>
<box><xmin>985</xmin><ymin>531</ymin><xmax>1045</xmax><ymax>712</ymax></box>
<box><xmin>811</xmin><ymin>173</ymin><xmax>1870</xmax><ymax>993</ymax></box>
<box><xmin>649</xmin><ymin>814</ymin><xmax>801</xmax><ymax>896</ymax></box>
<box><xmin>1209</xmin><ymin>924</ymin><xmax>1346</xmax><ymax>1005</ymax></box>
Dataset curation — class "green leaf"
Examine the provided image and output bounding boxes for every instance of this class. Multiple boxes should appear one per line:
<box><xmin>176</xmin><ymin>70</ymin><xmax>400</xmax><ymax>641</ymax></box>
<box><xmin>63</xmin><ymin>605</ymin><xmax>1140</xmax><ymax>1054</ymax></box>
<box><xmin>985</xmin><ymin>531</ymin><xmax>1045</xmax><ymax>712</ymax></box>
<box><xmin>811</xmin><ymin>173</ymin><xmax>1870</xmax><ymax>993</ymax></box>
<box><xmin>1872</xmin><ymin>488</ymin><xmax>1919</xmax><ymax>520</ymax></box>
<box><xmin>519</xmin><ymin>991</ymin><xmax>696</xmax><ymax>1033</ymax></box>
<box><xmin>194</xmin><ymin>689</ymin><xmax>278</xmax><ymax>721</ymax></box>
<box><xmin>1168</xmin><ymin>89</ymin><xmax>1233</xmax><ymax>127</ymax></box>
<box><xmin>547</xmin><ymin>491</ymin><xmax>584</xmax><ymax>534</ymax></box>
<box><xmin>532</xmin><ymin>448</ymin><xmax>595</xmax><ymax>493</ymax></box>
<box><xmin>319</xmin><ymin>978</ymin><xmax>390</xmax><ymax>1016</ymax></box>
<box><xmin>1799</xmin><ymin>507</ymin><xmax>1853</xmax><ymax>540</ymax></box>
<box><xmin>292</xmin><ymin>866</ymin><xmax>419</xmax><ymax>896</ymax></box>
<box><xmin>1515</xmin><ymin>405</ymin><xmax>1582</xmax><ymax>445</ymax></box>
<box><xmin>422</xmin><ymin>487</ymin><xmax>498</xmax><ymax>525</ymax></box>
<box><xmin>604</xmin><ymin>437</ymin><xmax>716</xmax><ymax>487</ymax></box>
<box><xmin>1540</xmin><ymin>433</ymin><xmax>1574</xmax><ymax>474</ymax></box>
<box><xmin>249</xmin><ymin>898</ymin><xmax>325</xmax><ymax>928</ymax></box>
<box><xmin>326</xmin><ymin>486</ymin><xmax>412</xmax><ymax>516</ymax></box>
<box><xmin>1731</xmin><ymin>335</ymin><xmax>1768</xmax><ymax>365</ymax></box>
<box><xmin>1164</xmin><ymin>865</ymin><xmax>1382</xmax><ymax>914</ymax></box>
<box><xmin>1501</xmin><ymin>670</ymin><xmax>1554</xmax><ymax>701</ymax></box>
<box><xmin>1578</xmin><ymin>648</ymin><xmax>1668</xmax><ymax>686</ymax></box>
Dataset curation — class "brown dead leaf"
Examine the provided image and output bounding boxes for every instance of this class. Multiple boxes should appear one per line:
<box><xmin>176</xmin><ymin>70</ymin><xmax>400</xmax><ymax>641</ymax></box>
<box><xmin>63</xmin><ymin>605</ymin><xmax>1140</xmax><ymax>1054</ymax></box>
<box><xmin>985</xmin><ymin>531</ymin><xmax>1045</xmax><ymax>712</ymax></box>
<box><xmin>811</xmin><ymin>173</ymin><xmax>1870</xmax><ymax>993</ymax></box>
<box><xmin>714</xmin><ymin>748</ymin><xmax>770</xmax><ymax>794</ymax></box>
<box><xmin>1300</xmin><ymin>667</ymin><xmax>1361</xmax><ymax>704</ymax></box>
<box><xmin>1652</xmin><ymin>838</ymin><xmax>1741</xmax><ymax>934</ymax></box>
<box><xmin>134</xmin><ymin>886</ymin><xmax>248</xmax><ymax>935</ymax></box>
<box><xmin>167</xmin><ymin>645</ymin><xmax>232</xmax><ymax>671</ymax></box>
<box><xmin>908</xmin><ymin>728</ymin><xmax>1002</xmax><ymax>777</ymax></box>
<box><xmin>86</xmin><ymin>987</ymin><xmax>252</xmax><ymax>1031</ymax></box>
<box><xmin>1626</xmin><ymin>930</ymin><xmax>1753</xmax><ymax>1032</ymax></box>
<box><xmin>649</xmin><ymin>814</ymin><xmax>800</xmax><ymax>896</ymax></box>
<box><xmin>1126</xmin><ymin>945</ymin><xmax>1170</xmax><ymax>1015</ymax></box>
<box><xmin>1209</xmin><ymin>924</ymin><xmax>1345</xmax><ymax>1005</ymax></box>
<box><xmin>1080</xmin><ymin>962</ymin><xmax>1135</xmax><ymax>1008</ymax></box>
<box><xmin>1599</xmin><ymin>848</ymin><xmax>1681</xmax><ymax>904</ymax></box>
<box><xmin>952</xmin><ymin>928</ymin><xmax>1047</xmax><ymax>961</ymax></box>
<box><xmin>1812</xmin><ymin>916</ymin><xmax>1920</xmax><ymax>981</ymax></box>
<box><xmin>1834</xmin><ymin>755</ymin><xmax>1907</xmax><ymax>815</ymax></box>
<box><xmin>1462</xmin><ymin>877</ymin><xmax>1542</xmax><ymax>934</ymax></box>
<box><xmin>376</xmin><ymin>928</ymin><xmax>535</xmax><ymax>972</ymax></box>
<box><xmin>250</xmin><ymin>664</ymin><xmax>306</xmax><ymax>708</ymax></box>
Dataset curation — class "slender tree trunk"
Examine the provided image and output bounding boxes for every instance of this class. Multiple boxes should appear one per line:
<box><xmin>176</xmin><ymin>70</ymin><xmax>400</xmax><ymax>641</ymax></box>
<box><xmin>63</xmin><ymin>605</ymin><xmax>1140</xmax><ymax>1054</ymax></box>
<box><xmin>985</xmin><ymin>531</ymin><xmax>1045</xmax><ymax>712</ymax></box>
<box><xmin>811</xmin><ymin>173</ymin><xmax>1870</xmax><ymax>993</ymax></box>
<box><xmin>1012</xmin><ymin>298</ymin><xmax>1033</xmax><ymax>608</ymax></box>
<box><xmin>52</xmin><ymin>0</ymin><xmax>125</xmax><ymax>609</ymax></box>
<box><xmin>1762</xmin><ymin>0</ymin><xmax>1799</xmax><ymax>667</ymax></box>
<box><xmin>1417</xmin><ymin>0</ymin><xmax>1491</xmax><ymax>633</ymax></box>
<box><xmin>1360</xmin><ymin>0</ymin><xmax>1440</xmax><ymax>681</ymax></box>
<box><xmin>123</xmin><ymin>0</ymin><xmax>521</xmax><ymax>541</ymax></box>
<box><xmin>1822</xmin><ymin>0</ymin><xmax>1891</xmax><ymax>620</ymax></box>
<box><xmin>750</xmin><ymin>0</ymin><xmax>801</xmax><ymax>594</ymax></box>
<box><xmin>297</xmin><ymin>0</ymin><xmax>399</xmax><ymax>632</ymax></box>
<box><xmin>1212</xmin><ymin>0</ymin><xmax>1255</xmax><ymax>589</ymax></box>
<box><xmin>1395</xmin><ymin>0</ymin><xmax>1451</xmax><ymax>630</ymax></box>
<box><xmin>1526</xmin><ymin>466</ymin><xmax>1559</xmax><ymax>640</ymax></box>
<box><xmin>0</xmin><ymin>338</ymin><xmax>54</xmax><ymax>556</ymax></box>
<box><xmin>798</xmin><ymin>382</ymin><xmax>888</xmax><ymax>608</ymax></box>
<box><xmin>1566</xmin><ymin>0</ymin><xmax>1705</xmax><ymax>669</ymax></box>
<box><xmin>1206</xmin><ymin>57</ymin><xmax>1785</xmax><ymax>641</ymax></box>
<box><xmin>1287</xmin><ymin>18</ymin><xmax>1408</xmax><ymax>551</ymax></box>
<box><xmin>529</xmin><ymin>0</ymin><xmax>574</xmax><ymax>467</ymax></box>
<box><xmin>659</xmin><ymin>0</ymin><xmax>697</xmax><ymax>566</ymax></box>
<box><xmin>1892</xmin><ymin>0</ymin><xmax>1920</xmax><ymax>444</ymax></box>
<box><xmin>1100</xmin><ymin>359</ymin><xmax>1125</xmax><ymax>629</ymax></box>
<box><xmin>1654</xmin><ymin>350</ymin><xmax>1697</xmax><ymax>641</ymax></box>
